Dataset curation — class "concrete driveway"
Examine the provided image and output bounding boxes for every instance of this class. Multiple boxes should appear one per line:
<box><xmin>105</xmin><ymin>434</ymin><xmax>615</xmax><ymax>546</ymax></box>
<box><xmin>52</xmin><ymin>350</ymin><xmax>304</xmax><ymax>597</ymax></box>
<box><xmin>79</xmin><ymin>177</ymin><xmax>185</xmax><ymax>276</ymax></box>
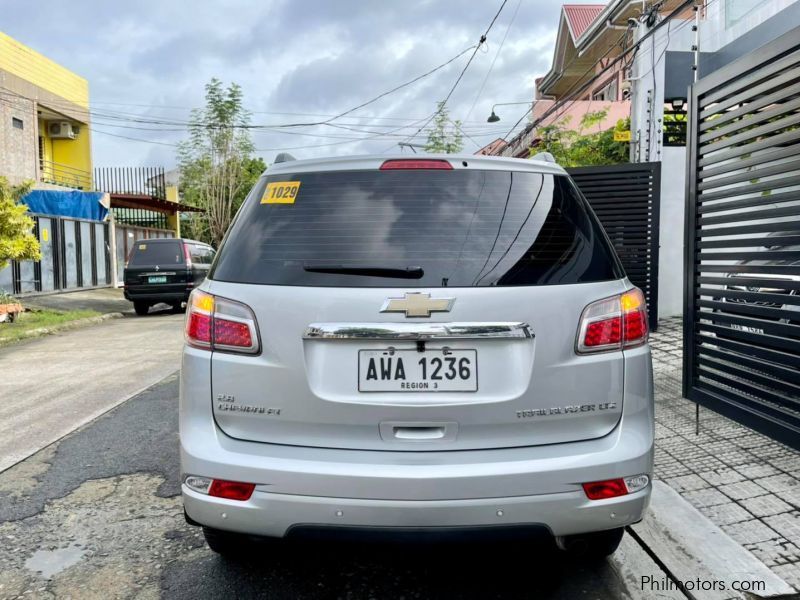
<box><xmin>0</xmin><ymin>376</ymin><xmax>675</xmax><ymax>600</ymax></box>
<box><xmin>0</xmin><ymin>310</ymin><xmax>184</xmax><ymax>473</ymax></box>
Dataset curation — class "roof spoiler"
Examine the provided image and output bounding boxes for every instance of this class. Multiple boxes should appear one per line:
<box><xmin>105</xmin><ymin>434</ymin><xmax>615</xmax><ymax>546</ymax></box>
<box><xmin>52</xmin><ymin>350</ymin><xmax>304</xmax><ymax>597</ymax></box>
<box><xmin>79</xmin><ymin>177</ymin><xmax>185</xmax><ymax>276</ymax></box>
<box><xmin>530</xmin><ymin>151</ymin><xmax>556</xmax><ymax>163</ymax></box>
<box><xmin>274</xmin><ymin>152</ymin><xmax>297</xmax><ymax>164</ymax></box>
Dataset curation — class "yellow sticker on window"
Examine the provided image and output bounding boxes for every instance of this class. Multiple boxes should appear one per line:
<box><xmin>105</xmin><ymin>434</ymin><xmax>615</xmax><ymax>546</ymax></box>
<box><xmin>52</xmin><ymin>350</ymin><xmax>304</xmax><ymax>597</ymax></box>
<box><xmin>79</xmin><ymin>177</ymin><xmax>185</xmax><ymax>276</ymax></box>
<box><xmin>139</xmin><ymin>244</ymin><xmax>147</xmax><ymax>250</ymax></box>
<box><xmin>262</xmin><ymin>181</ymin><xmax>301</xmax><ymax>204</ymax></box>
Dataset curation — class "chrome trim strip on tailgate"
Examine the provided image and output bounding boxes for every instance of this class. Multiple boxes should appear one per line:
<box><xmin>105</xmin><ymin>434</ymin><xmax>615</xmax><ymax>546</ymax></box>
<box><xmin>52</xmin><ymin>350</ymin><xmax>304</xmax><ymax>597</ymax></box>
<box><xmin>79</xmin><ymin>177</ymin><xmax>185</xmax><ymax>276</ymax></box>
<box><xmin>303</xmin><ymin>322</ymin><xmax>533</xmax><ymax>340</ymax></box>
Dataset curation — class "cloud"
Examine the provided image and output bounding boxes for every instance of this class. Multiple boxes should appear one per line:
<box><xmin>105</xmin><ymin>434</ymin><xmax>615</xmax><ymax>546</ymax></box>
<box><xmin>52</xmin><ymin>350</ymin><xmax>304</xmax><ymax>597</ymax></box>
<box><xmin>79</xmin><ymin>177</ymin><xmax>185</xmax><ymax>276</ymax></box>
<box><xmin>1</xmin><ymin>0</ymin><xmax>584</xmax><ymax>166</ymax></box>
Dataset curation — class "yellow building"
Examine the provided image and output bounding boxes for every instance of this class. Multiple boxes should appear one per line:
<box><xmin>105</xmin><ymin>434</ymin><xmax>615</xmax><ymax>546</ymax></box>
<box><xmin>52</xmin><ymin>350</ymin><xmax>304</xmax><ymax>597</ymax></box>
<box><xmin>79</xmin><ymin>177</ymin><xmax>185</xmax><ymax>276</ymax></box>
<box><xmin>0</xmin><ymin>31</ymin><xmax>92</xmax><ymax>190</ymax></box>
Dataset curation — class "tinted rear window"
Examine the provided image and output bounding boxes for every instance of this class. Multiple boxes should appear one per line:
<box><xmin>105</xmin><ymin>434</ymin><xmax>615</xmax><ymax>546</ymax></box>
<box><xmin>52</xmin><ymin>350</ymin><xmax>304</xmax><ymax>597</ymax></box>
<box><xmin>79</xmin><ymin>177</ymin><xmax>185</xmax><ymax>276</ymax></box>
<box><xmin>128</xmin><ymin>241</ymin><xmax>184</xmax><ymax>266</ymax></box>
<box><xmin>211</xmin><ymin>170</ymin><xmax>623</xmax><ymax>287</ymax></box>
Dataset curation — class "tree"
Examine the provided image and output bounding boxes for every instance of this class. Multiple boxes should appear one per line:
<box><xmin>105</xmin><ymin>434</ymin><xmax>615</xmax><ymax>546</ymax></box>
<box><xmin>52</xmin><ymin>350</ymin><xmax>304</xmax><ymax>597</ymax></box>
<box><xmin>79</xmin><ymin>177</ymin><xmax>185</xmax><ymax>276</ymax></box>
<box><xmin>532</xmin><ymin>109</ymin><xmax>629</xmax><ymax>167</ymax></box>
<box><xmin>0</xmin><ymin>177</ymin><xmax>40</xmax><ymax>271</ymax></box>
<box><xmin>178</xmin><ymin>78</ymin><xmax>262</xmax><ymax>246</ymax></box>
<box><xmin>424</xmin><ymin>102</ymin><xmax>464</xmax><ymax>154</ymax></box>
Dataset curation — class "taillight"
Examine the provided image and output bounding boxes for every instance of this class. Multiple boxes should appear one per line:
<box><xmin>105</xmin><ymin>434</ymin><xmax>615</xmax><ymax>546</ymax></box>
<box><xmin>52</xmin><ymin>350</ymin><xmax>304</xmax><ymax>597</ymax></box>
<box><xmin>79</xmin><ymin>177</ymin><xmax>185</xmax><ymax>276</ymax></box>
<box><xmin>576</xmin><ymin>288</ymin><xmax>648</xmax><ymax>354</ymax></box>
<box><xmin>185</xmin><ymin>290</ymin><xmax>260</xmax><ymax>354</ymax></box>
<box><xmin>183</xmin><ymin>243</ymin><xmax>193</xmax><ymax>267</ymax></box>
<box><xmin>379</xmin><ymin>159</ymin><xmax>453</xmax><ymax>170</ymax></box>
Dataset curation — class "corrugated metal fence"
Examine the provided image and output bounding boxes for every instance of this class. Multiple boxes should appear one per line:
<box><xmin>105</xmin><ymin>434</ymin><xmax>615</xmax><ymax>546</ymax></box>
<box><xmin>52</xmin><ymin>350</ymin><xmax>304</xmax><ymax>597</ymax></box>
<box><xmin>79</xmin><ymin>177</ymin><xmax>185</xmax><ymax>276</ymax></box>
<box><xmin>0</xmin><ymin>215</ymin><xmax>110</xmax><ymax>294</ymax></box>
<box><xmin>568</xmin><ymin>162</ymin><xmax>661</xmax><ymax>331</ymax></box>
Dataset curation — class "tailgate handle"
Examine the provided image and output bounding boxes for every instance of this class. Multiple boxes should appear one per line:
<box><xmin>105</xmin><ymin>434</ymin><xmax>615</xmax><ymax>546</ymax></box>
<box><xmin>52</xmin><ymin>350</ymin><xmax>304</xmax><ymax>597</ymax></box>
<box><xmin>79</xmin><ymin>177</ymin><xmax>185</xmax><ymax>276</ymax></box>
<box><xmin>394</xmin><ymin>426</ymin><xmax>444</xmax><ymax>440</ymax></box>
<box><xmin>380</xmin><ymin>421</ymin><xmax>458</xmax><ymax>442</ymax></box>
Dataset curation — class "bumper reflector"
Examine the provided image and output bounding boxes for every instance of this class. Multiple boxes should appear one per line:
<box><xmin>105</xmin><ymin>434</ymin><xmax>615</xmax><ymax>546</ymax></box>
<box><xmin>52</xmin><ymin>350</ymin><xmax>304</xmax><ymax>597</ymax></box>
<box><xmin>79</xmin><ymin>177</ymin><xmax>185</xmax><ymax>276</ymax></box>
<box><xmin>582</xmin><ymin>478</ymin><xmax>628</xmax><ymax>500</ymax></box>
<box><xmin>208</xmin><ymin>479</ymin><xmax>256</xmax><ymax>501</ymax></box>
<box><xmin>582</xmin><ymin>474</ymin><xmax>650</xmax><ymax>500</ymax></box>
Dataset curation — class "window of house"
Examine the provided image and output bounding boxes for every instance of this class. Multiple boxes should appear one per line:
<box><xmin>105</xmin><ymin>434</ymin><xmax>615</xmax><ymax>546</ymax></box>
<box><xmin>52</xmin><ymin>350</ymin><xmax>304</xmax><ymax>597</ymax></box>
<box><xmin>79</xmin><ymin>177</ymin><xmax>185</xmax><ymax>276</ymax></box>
<box><xmin>11</xmin><ymin>117</ymin><xmax>23</xmax><ymax>130</ymax></box>
<box><xmin>592</xmin><ymin>77</ymin><xmax>618</xmax><ymax>102</ymax></box>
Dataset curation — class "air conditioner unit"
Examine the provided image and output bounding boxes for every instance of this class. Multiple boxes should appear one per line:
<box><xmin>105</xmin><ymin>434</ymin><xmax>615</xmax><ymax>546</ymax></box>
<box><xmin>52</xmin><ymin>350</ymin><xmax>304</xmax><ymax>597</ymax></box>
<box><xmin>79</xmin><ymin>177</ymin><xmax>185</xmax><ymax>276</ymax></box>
<box><xmin>48</xmin><ymin>121</ymin><xmax>76</xmax><ymax>140</ymax></box>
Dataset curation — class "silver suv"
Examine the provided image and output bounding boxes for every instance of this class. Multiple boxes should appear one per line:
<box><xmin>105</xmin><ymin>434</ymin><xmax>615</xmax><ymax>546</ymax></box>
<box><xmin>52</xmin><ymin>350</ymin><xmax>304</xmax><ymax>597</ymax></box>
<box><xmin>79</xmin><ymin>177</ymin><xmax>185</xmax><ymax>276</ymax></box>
<box><xmin>180</xmin><ymin>154</ymin><xmax>654</xmax><ymax>558</ymax></box>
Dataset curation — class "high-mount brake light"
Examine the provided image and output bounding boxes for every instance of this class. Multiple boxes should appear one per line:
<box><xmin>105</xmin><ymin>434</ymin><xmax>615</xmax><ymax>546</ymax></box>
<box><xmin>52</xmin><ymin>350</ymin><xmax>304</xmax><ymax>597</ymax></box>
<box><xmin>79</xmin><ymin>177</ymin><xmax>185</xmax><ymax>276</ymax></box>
<box><xmin>185</xmin><ymin>290</ymin><xmax>260</xmax><ymax>354</ymax></box>
<box><xmin>379</xmin><ymin>159</ymin><xmax>453</xmax><ymax>170</ymax></box>
<box><xmin>576</xmin><ymin>288</ymin><xmax>648</xmax><ymax>354</ymax></box>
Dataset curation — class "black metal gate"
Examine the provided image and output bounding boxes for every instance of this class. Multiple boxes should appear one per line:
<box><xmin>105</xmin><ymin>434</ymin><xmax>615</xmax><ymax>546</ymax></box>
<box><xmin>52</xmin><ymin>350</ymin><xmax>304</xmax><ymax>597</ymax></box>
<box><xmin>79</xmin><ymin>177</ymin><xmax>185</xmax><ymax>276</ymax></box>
<box><xmin>568</xmin><ymin>163</ymin><xmax>661</xmax><ymax>330</ymax></box>
<box><xmin>684</xmin><ymin>26</ymin><xmax>800</xmax><ymax>450</ymax></box>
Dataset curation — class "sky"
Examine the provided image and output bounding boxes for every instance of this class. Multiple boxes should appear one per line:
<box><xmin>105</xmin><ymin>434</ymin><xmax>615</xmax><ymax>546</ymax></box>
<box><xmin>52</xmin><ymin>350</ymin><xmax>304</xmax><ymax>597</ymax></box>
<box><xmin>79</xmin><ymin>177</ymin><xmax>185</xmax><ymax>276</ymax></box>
<box><xmin>1</xmin><ymin>0</ymin><xmax>600</xmax><ymax>168</ymax></box>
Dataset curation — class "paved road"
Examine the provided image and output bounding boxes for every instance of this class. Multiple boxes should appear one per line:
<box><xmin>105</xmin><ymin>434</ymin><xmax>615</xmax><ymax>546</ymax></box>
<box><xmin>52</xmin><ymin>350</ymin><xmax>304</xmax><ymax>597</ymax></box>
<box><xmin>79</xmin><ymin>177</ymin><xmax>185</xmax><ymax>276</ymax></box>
<box><xmin>0</xmin><ymin>310</ymin><xmax>184</xmax><ymax>472</ymax></box>
<box><xmin>0</xmin><ymin>376</ymin><xmax>678</xmax><ymax>600</ymax></box>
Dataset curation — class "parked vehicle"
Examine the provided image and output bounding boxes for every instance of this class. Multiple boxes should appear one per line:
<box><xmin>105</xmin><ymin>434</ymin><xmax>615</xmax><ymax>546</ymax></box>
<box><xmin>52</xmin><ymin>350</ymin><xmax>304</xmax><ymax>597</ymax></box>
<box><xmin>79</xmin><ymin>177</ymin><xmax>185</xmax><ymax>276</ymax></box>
<box><xmin>179</xmin><ymin>154</ymin><xmax>654</xmax><ymax>558</ymax></box>
<box><xmin>124</xmin><ymin>238</ymin><xmax>215</xmax><ymax>316</ymax></box>
<box><xmin>716</xmin><ymin>232</ymin><xmax>800</xmax><ymax>336</ymax></box>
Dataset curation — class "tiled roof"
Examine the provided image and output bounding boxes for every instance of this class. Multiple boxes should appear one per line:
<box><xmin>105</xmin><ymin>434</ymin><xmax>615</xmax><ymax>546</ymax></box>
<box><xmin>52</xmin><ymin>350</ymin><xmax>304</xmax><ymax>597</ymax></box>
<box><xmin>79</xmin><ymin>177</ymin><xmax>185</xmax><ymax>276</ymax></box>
<box><xmin>563</xmin><ymin>4</ymin><xmax>606</xmax><ymax>41</ymax></box>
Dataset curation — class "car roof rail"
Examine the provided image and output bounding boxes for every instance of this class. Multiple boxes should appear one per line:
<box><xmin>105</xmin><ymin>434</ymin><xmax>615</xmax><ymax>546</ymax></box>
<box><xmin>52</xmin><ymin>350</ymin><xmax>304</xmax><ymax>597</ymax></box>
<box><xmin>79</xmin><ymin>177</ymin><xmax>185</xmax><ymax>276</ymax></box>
<box><xmin>530</xmin><ymin>151</ymin><xmax>556</xmax><ymax>163</ymax></box>
<box><xmin>274</xmin><ymin>152</ymin><xmax>297</xmax><ymax>164</ymax></box>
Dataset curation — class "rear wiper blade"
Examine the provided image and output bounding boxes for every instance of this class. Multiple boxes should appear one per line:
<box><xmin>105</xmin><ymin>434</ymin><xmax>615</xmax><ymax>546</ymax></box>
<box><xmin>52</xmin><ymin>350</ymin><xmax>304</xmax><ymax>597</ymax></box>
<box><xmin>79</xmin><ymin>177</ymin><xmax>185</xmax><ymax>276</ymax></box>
<box><xmin>303</xmin><ymin>263</ymin><xmax>424</xmax><ymax>279</ymax></box>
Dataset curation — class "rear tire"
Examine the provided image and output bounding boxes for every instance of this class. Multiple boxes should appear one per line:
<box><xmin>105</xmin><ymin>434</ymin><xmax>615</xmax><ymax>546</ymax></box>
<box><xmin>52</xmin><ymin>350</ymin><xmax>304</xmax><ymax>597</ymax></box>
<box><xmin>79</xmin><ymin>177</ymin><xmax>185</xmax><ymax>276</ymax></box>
<box><xmin>559</xmin><ymin>527</ymin><xmax>624</xmax><ymax>559</ymax></box>
<box><xmin>171</xmin><ymin>302</ymin><xmax>184</xmax><ymax>313</ymax></box>
<box><xmin>133</xmin><ymin>301</ymin><xmax>149</xmax><ymax>316</ymax></box>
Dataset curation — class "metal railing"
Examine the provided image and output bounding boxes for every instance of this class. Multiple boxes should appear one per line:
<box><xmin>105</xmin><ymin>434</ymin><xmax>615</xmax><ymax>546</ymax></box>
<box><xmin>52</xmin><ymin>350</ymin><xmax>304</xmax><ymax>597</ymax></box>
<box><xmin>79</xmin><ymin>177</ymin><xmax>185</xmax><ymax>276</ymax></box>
<box><xmin>39</xmin><ymin>160</ymin><xmax>93</xmax><ymax>190</ymax></box>
<box><xmin>94</xmin><ymin>167</ymin><xmax>166</xmax><ymax>199</ymax></box>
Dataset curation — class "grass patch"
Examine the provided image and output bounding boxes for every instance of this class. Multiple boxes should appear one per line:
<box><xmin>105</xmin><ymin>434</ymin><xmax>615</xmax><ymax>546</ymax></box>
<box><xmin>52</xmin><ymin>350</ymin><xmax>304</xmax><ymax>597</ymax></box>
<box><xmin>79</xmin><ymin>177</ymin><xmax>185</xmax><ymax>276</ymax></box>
<box><xmin>0</xmin><ymin>309</ymin><xmax>101</xmax><ymax>346</ymax></box>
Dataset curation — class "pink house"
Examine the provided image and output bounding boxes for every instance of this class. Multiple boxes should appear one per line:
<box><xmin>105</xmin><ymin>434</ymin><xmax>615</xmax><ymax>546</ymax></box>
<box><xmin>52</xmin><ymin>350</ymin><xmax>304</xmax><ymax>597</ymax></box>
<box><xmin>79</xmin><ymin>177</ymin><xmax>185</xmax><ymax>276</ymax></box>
<box><xmin>497</xmin><ymin>3</ymin><xmax>631</xmax><ymax>158</ymax></box>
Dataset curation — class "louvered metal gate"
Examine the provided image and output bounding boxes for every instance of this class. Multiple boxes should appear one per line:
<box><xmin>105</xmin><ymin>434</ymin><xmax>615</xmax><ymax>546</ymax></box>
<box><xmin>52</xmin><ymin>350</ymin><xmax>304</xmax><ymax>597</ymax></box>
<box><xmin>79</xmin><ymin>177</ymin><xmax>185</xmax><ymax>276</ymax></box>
<box><xmin>684</xmin><ymin>27</ymin><xmax>800</xmax><ymax>450</ymax></box>
<box><xmin>568</xmin><ymin>163</ymin><xmax>661</xmax><ymax>331</ymax></box>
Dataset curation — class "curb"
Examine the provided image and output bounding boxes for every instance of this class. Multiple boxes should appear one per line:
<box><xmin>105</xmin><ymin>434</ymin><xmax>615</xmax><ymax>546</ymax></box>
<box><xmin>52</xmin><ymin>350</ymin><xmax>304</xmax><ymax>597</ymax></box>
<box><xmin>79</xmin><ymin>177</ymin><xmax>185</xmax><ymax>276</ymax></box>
<box><xmin>0</xmin><ymin>312</ymin><xmax>125</xmax><ymax>347</ymax></box>
<box><xmin>630</xmin><ymin>481</ymin><xmax>796</xmax><ymax>599</ymax></box>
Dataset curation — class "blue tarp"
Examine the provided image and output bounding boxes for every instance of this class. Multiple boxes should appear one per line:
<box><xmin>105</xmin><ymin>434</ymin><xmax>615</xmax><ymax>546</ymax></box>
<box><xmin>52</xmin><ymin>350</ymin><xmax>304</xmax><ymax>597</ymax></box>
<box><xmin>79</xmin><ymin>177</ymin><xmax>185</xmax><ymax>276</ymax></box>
<box><xmin>21</xmin><ymin>189</ymin><xmax>108</xmax><ymax>221</ymax></box>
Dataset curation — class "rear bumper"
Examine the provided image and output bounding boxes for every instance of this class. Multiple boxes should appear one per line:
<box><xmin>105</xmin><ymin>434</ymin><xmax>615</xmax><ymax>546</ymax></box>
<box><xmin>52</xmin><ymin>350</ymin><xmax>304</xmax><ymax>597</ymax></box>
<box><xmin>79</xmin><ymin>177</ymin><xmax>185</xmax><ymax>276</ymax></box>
<box><xmin>183</xmin><ymin>483</ymin><xmax>650</xmax><ymax>539</ymax></box>
<box><xmin>124</xmin><ymin>287</ymin><xmax>190</xmax><ymax>302</ymax></box>
<box><xmin>180</xmin><ymin>345</ymin><xmax>653</xmax><ymax>539</ymax></box>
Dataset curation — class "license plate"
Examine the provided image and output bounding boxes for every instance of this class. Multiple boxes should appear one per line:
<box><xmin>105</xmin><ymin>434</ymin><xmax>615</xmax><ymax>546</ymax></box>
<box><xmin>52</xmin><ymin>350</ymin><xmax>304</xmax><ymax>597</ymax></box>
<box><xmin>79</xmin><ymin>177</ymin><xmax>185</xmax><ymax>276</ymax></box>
<box><xmin>731</xmin><ymin>324</ymin><xmax>764</xmax><ymax>334</ymax></box>
<box><xmin>148</xmin><ymin>276</ymin><xmax>167</xmax><ymax>284</ymax></box>
<box><xmin>358</xmin><ymin>349</ymin><xmax>477</xmax><ymax>392</ymax></box>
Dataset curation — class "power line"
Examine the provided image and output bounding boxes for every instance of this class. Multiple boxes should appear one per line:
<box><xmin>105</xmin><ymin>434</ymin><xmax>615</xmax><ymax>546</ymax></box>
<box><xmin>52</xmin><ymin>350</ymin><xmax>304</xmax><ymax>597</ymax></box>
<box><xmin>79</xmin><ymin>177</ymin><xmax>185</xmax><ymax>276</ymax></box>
<box><xmin>0</xmin><ymin>43</ymin><xmax>481</xmax><ymax>134</ymax></box>
<box><xmin>464</xmin><ymin>0</ymin><xmax>523</xmax><ymax>123</ymax></box>
<box><xmin>398</xmin><ymin>0</ymin><xmax>510</xmax><ymax>149</ymax></box>
<box><xmin>501</xmin><ymin>23</ymin><xmax>635</xmax><ymax>143</ymax></box>
<box><xmin>503</xmin><ymin>0</ymin><xmax>699</xmax><ymax>150</ymax></box>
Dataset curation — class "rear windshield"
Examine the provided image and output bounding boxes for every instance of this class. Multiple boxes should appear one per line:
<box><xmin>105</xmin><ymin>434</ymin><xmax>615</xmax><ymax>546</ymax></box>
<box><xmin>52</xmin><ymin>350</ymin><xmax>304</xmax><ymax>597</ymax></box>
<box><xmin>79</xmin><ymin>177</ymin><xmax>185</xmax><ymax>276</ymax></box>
<box><xmin>211</xmin><ymin>169</ymin><xmax>623</xmax><ymax>287</ymax></box>
<box><xmin>128</xmin><ymin>241</ymin><xmax>184</xmax><ymax>266</ymax></box>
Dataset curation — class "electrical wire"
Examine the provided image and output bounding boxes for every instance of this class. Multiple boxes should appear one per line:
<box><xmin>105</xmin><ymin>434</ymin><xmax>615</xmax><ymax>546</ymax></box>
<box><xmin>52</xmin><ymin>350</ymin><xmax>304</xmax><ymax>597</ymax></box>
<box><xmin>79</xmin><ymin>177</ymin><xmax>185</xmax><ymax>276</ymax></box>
<box><xmin>396</xmin><ymin>0</ymin><xmax>510</xmax><ymax>149</ymax></box>
<box><xmin>501</xmin><ymin>24</ymin><xmax>635</xmax><ymax>144</ymax></box>
<box><xmin>463</xmin><ymin>0</ymin><xmax>523</xmax><ymax>123</ymax></box>
<box><xmin>502</xmin><ymin>0</ymin><xmax>700</xmax><ymax>149</ymax></box>
<box><xmin>0</xmin><ymin>43</ymin><xmax>479</xmax><ymax>133</ymax></box>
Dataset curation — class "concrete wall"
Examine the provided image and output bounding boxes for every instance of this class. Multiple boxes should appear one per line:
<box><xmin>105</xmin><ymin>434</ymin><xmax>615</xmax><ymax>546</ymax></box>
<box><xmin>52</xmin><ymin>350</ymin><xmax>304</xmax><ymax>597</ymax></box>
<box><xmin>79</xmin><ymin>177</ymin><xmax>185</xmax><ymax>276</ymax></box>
<box><xmin>628</xmin><ymin>19</ymin><xmax>695</xmax><ymax>318</ymax></box>
<box><xmin>658</xmin><ymin>147</ymin><xmax>686</xmax><ymax>318</ymax></box>
<box><xmin>702</xmin><ymin>0</ymin><xmax>797</xmax><ymax>54</ymax></box>
<box><xmin>0</xmin><ymin>94</ymin><xmax>37</xmax><ymax>185</ymax></box>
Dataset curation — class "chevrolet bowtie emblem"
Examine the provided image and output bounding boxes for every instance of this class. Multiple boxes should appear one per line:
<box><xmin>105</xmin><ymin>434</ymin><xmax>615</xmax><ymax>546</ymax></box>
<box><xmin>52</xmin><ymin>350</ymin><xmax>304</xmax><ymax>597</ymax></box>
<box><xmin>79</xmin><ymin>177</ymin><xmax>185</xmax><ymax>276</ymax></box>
<box><xmin>380</xmin><ymin>293</ymin><xmax>455</xmax><ymax>318</ymax></box>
